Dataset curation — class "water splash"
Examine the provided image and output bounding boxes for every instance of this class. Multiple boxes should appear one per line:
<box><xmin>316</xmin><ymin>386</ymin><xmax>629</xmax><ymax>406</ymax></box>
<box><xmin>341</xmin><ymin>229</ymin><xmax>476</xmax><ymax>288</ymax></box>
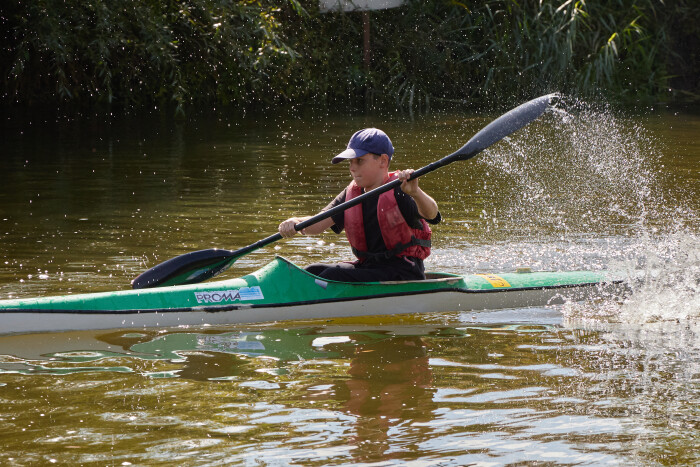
<box><xmin>619</xmin><ymin>234</ymin><xmax>699</xmax><ymax>323</ymax></box>
<box><xmin>446</xmin><ymin>96</ymin><xmax>699</xmax><ymax>325</ymax></box>
<box><xmin>479</xmin><ymin>97</ymin><xmax>667</xmax><ymax>238</ymax></box>
<box><xmin>563</xmin><ymin>231</ymin><xmax>700</xmax><ymax>324</ymax></box>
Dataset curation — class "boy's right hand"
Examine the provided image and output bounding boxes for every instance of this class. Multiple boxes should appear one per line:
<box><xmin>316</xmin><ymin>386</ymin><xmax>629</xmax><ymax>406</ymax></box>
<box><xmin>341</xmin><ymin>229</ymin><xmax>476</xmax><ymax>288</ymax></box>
<box><xmin>279</xmin><ymin>218</ymin><xmax>302</xmax><ymax>238</ymax></box>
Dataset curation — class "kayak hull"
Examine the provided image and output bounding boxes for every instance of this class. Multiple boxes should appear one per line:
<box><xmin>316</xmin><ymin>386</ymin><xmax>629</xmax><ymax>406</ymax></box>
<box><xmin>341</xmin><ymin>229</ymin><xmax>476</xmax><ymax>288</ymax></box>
<box><xmin>0</xmin><ymin>257</ymin><xmax>624</xmax><ymax>335</ymax></box>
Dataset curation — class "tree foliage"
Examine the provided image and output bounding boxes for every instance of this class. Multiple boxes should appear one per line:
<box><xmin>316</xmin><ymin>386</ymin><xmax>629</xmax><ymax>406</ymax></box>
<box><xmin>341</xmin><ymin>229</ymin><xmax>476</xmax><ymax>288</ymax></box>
<box><xmin>3</xmin><ymin>0</ymin><xmax>299</xmax><ymax>114</ymax></box>
<box><xmin>2</xmin><ymin>0</ymin><xmax>698</xmax><ymax>114</ymax></box>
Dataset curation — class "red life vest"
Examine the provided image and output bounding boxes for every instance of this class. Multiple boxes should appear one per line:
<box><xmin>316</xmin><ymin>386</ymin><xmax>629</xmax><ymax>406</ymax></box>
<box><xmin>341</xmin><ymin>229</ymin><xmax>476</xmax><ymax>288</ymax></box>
<box><xmin>344</xmin><ymin>172</ymin><xmax>432</xmax><ymax>262</ymax></box>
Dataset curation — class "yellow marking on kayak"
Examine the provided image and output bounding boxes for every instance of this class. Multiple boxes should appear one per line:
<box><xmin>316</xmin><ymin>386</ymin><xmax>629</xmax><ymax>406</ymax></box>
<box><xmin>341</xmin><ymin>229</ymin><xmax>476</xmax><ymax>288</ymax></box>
<box><xmin>476</xmin><ymin>273</ymin><xmax>511</xmax><ymax>288</ymax></box>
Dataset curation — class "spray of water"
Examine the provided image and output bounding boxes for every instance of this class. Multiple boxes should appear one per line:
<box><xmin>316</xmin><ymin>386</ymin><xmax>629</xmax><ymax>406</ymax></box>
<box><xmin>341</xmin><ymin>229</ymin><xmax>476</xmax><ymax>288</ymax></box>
<box><xmin>439</xmin><ymin>96</ymin><xmax>699</xmax><ymax>325</ymax></box>
<box><xmin>578</xmin><ymin>231</ymin><xmax>700</xmax><ymax>324</ymax></box>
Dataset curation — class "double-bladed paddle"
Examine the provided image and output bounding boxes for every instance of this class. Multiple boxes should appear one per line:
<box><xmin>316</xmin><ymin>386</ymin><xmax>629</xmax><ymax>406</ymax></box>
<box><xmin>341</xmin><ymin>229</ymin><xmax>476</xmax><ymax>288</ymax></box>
<box><xmin>132</xmin><ymin>93</ymin><xmax>557</xmax><ymax>289</ymax></box>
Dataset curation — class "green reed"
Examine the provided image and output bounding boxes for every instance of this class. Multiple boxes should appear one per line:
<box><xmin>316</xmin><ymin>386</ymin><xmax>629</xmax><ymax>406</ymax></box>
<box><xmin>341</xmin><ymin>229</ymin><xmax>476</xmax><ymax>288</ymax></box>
<box><xmin>2</xmin><ymin>0</ymin><xmax>697</xmax><ymax>114</ymax></box>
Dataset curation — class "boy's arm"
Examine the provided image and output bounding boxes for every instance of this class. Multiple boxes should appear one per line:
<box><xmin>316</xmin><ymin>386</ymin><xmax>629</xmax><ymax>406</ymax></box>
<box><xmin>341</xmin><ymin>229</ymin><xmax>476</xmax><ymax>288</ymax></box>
<box><xmin>397</xmin><ymin>169</ymin><xmax>439</xmax><ymax>220</ymax></box>
<box><xmin>279</xmin><ymin>216</ymin><xmax>334</xmax><ymax>238</ymax></box>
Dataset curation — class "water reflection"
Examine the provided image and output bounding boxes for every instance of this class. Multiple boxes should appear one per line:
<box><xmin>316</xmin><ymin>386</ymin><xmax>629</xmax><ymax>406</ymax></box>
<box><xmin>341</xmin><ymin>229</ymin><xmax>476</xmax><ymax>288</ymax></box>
<box><xmin>333</xmin><ymin>335</ymin><xmax>434</xmax><ymax>461</ymax></box>
<box><xmin>0</xmin><ymin>319</ymin><xmax>697</xmax><ymax>464</ymax></box>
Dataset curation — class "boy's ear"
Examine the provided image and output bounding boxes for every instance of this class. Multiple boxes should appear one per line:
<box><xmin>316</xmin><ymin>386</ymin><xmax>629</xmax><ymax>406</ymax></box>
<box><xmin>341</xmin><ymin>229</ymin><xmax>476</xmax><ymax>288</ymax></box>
<box><xmin>381</xmin><ymin>153</ymin><xmax>390</xmax><ymax>168</ymax></box>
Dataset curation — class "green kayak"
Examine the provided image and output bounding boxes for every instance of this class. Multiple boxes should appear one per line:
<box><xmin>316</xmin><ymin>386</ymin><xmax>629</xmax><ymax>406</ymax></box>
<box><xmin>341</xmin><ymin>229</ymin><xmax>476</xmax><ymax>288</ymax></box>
<box><xmin>0</xmin><ymin>256</ymin><xmax>624</xmax><ymax>335</ymax></box>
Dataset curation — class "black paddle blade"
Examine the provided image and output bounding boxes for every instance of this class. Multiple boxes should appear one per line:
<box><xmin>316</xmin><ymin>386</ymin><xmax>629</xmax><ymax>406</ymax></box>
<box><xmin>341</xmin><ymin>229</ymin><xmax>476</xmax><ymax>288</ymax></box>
<box><xmin>452</xmin><ymin>93</ymin><xmax>558</xmax><ymax>160</ymax></box>
<box><xmin>131</xmin><ymin>249</ymin><xmax>236</xmax><ymax>289</ymax></box>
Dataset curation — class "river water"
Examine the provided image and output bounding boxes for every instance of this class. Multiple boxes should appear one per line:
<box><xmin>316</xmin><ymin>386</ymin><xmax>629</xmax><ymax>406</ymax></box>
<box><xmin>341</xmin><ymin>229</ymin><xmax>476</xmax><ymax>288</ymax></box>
<box><xmin>0</xmin><ymin>98</ymin><xmax>698</xmax><ymax>465</ymax></box>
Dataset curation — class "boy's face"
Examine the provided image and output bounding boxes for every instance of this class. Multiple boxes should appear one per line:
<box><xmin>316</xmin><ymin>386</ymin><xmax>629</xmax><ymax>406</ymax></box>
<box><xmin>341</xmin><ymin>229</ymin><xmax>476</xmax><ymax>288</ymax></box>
<box><xmin>348</xmin><ymin>153</ymin><xmax>389</xmax><ymax>189</ymax></box>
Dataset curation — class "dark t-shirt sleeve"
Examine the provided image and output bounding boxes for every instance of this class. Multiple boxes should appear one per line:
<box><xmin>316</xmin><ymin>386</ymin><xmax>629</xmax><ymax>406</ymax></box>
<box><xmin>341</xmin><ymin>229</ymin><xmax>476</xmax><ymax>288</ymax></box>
<box><xmin>394</xmin><ymin>187</ymin><xmax>442</xmax><ymax>227</ymax></box>
<box><xmin>323</xmin><ymin>188</ymin><xmax>347</xmax><ymax>234</ymax></box>
<box><xmin>323</xmin><ymin>186</ymin><xmax>441</xmax><ymax>234</ymax></box>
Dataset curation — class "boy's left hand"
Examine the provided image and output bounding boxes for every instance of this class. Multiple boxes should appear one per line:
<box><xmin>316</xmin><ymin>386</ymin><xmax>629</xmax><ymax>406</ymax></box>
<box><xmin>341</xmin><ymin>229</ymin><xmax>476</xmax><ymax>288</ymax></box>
<box><xmin>397</xmin><ymin>169</ymin><xmax>419</xmax><ymax>196</ymax></box>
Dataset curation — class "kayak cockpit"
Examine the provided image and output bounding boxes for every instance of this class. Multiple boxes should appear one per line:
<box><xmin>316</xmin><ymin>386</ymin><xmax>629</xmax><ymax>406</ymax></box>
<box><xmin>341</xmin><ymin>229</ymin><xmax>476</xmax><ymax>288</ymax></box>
<box><xmin>276</xmin><ymin>256</ymin><xmax>463</xmax><ymax>285</ymax></box>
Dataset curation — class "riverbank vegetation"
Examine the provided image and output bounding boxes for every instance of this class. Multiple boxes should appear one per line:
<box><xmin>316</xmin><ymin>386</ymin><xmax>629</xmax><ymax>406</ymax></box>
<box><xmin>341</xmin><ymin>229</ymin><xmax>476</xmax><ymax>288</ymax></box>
<box><xmin>3</xmin><ymin>0</ymin><xmax>699</xmax><ymax>115</ymax></box>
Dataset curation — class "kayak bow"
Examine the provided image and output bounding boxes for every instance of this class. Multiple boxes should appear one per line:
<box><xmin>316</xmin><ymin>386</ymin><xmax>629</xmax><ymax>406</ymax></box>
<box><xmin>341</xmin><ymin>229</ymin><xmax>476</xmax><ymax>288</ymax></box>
<box><xmin>0</xmin><ymin>257</ymin><xmax>624</xmax><ymax>335</ymax></box>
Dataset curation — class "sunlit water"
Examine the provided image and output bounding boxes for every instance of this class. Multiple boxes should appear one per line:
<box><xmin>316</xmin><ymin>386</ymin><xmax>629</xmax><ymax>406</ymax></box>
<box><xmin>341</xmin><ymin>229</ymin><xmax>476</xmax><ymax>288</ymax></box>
<box><xmin>0</xmin><ymin>99</ymin><xmax>698</xmax><ymax>464</ymax></box>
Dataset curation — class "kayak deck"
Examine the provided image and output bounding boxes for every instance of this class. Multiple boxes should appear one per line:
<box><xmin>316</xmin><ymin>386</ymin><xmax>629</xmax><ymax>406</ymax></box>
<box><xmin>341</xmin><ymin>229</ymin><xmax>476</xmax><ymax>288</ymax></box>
<box><xmin>0</xmin><ymin>257</ymin><xmax>623</xmax><ymax>335</ymax></box>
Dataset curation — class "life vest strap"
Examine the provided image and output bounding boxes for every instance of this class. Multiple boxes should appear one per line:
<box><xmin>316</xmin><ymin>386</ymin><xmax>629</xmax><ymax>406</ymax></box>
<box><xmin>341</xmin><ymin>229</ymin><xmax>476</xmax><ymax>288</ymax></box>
<box><xmin>352</xmin><ymin>236</ymin><xmax>431</xmax><ymax>262</ymax></box>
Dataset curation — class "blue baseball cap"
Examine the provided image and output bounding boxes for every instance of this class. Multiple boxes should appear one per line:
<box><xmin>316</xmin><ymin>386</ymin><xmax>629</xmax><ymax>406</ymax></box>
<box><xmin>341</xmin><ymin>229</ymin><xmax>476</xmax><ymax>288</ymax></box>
<box><xmin>331</xmin><ymin>128</ymin><xmax>394</xmax><ymax>164</ymax></box>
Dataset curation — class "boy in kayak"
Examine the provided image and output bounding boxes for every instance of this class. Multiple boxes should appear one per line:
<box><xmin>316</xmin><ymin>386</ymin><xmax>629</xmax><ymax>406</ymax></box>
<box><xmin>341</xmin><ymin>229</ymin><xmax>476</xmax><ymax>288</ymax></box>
<box><xmin>278</xmin><ymin>128</ymin><xmax>441</xmax><ymax>282</ymax></box>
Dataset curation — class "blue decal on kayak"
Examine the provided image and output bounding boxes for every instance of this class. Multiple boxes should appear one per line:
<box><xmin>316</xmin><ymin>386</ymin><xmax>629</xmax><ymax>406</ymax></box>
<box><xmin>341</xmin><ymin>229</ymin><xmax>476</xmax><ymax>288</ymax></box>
<box><xmin>194</xmin><ymin>286</ymin><xmax>264</xmax><ymax>304</ymax></box>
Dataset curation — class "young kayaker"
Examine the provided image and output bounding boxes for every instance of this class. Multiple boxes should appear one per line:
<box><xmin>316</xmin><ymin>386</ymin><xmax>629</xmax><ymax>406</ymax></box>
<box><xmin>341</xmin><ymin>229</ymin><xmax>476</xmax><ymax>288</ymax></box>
<box><xmin>278</xmin><ymin>128</ymin><xmax>441</xmax><ymax>282</ymax></box>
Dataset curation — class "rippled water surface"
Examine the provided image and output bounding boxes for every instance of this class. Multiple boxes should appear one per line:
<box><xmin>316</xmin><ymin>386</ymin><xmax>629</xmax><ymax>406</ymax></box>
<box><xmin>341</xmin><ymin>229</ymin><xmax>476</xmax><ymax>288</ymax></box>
<box><xmin>1</xmin><ymin>99</ymin><xmax>698</xmax><ymax>465</ymax></box>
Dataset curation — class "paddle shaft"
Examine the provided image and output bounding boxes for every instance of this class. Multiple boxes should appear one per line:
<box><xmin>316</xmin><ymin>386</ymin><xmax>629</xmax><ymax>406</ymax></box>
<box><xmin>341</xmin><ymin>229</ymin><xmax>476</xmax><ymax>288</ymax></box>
<box><xmin>131</xmin><ymin>93</ymin><xmax>557</xmax><ymax>288</ymax></box>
